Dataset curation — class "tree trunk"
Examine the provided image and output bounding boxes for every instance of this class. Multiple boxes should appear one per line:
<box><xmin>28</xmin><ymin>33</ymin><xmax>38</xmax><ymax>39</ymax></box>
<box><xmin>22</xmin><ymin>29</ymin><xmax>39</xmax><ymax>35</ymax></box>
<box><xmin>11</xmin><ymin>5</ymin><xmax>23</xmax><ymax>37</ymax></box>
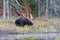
<box><xmin>37</xmin><ymin>0</ymin><xmax>41</xmax><ymax>18</ymax></box>
<box><xmin>3</xmin><ymin>0</ymin><xmax>7</xmax><ymax>19</ymax></box>
<box><xmin>22</xmin><ymin>0</ymin><xmax>33</xmax><ymax>20</ymax></box>
<box><xmin>6</xmin><ymin>0</ymin><xmax>10</xmax><ymax>19</ymax></box>
<box><xmin>45</xmin><ymin>0</ymin><xmax>48</xmax><ymax>18</ymax></box>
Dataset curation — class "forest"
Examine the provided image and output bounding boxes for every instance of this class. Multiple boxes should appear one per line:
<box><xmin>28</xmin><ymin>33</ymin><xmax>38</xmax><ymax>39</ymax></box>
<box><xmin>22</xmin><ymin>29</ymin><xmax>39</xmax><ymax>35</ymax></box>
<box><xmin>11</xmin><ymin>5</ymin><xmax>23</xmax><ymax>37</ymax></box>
<box><xmin>0</xmin><ymin>0</ymin><xmax>60</xmax><ymax>40</ymax></box>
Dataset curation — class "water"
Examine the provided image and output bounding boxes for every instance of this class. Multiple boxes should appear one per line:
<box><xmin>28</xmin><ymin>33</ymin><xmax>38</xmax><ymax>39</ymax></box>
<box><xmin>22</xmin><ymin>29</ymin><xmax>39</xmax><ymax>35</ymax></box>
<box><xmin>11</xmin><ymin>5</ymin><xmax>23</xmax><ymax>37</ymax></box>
<box><xmin>0</xmin><ymin>32</ymin><xmax>60</xmax><ymax>40</ymax></box>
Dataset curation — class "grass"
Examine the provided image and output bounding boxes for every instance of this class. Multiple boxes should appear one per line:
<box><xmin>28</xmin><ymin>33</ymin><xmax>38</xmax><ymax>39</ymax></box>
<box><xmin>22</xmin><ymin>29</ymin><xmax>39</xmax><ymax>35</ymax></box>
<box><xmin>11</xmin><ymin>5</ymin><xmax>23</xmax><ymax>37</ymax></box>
<box><xmin>0</xmin><ymin>17</ymin><xmax>60</xmax><ymax>33</ymax></box>
<box><xmin>16</xmin><ymin>37</ymin><xmax>36</xmax><ymax>40</ymax></box>
<box><xmin>17</xmin><ymin>37</ymin><xmax>36</xmax><ymax>40</ymax></box>
<box><xmin>54</xmin><ymin>36</ymin><xmax>60</xmax><ymax>40</ymax></box>
<box><xmin>16</xmin><ymin>36</ymin><xmax>60</xmax><ymax>40</ymax></box>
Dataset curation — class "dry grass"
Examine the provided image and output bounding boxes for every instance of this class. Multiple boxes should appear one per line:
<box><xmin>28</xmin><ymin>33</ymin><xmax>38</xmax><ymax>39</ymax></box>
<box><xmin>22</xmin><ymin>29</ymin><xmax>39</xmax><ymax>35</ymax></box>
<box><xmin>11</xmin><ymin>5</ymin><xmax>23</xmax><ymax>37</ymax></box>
<box><xmin>0</xmin><ymin>18</ymin><xmax>60</xmax><ymax>34</ymax></box>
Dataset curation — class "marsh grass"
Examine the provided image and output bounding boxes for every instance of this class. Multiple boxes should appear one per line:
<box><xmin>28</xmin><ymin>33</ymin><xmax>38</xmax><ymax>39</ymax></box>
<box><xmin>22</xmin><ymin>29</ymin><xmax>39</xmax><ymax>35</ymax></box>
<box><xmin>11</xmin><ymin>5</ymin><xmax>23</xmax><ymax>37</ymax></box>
<box><xmin>0</xmin><ymin>18</ymin><xmax>59</xmax><ymax>33</ymax></box>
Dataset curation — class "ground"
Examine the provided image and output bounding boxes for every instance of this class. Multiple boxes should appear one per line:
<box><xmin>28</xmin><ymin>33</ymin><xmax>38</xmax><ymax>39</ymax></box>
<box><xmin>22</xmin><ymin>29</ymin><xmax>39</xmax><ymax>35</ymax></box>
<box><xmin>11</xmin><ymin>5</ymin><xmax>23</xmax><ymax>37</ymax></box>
<box><xmin>0</xmin><ymin>17</ymin><xmax>60</xmax><ymax>34</ymax></box>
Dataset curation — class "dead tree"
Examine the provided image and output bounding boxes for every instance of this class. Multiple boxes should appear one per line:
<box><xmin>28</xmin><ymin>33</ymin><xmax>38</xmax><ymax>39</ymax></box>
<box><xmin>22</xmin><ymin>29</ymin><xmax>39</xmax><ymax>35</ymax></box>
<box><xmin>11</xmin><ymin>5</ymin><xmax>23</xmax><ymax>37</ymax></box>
<box><xmin>45</xmin><ymin>0</ymin><xmax>48</xmax><ymax>18</ymax></box>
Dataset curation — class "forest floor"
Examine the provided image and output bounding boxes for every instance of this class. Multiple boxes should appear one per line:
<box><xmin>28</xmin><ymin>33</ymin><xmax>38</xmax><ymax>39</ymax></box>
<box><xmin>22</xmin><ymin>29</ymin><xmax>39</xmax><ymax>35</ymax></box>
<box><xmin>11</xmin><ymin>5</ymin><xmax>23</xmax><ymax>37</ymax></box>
<box><xmin>0</xmin><ymin>17</ymin><xmax>60</xmax><ymax>34</ymax></box>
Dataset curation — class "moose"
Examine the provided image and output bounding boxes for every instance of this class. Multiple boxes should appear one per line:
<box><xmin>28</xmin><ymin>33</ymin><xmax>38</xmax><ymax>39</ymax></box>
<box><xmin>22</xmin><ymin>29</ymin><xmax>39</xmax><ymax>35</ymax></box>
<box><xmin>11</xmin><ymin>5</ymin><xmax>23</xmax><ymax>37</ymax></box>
<box><xmin>15</xmin><ymin>16</ymin><xmax>33</xmax><ymax>27</ymax></box>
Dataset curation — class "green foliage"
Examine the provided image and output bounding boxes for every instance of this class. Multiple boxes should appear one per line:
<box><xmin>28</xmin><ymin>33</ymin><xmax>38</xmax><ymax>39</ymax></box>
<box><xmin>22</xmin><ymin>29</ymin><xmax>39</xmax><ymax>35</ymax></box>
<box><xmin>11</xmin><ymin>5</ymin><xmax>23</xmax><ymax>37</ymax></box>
<box><xmin>18</xmin><ymin>0</ymin><xmax>38</xmax><ymax>17</ymax></box>
<box><xmin>28</xmin><ymin>0</ymin><xmax>38</xmax><ymax>17</ymax></box>
<box><xmin>17</xmin><ymin>0</ymin><xmax>46</xmax><ymax>17</ymax></box>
